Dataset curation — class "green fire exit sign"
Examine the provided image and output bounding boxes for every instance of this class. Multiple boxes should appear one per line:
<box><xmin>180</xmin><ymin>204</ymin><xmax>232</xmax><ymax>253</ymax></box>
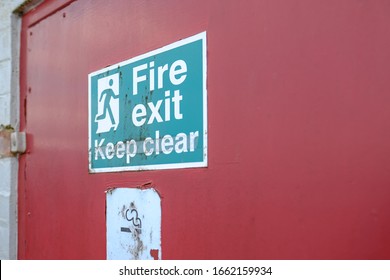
<box><xmin>88</xmin><ymin>32</ymin><xmax>207</xmax><ymax>173</ymax></box>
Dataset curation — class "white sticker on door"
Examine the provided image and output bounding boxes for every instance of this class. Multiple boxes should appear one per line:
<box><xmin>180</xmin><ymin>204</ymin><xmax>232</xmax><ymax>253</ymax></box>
<box><xmin>106</xmin><ymin>188</ymin><xmax>161</xmax><ymax>260</ymax></box>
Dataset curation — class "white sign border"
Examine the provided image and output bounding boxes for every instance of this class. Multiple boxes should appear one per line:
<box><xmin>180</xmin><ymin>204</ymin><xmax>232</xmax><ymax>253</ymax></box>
<box><xmin>88</xmin><ymin>31</ymin><xmax>207</xmax><ymax>173</ymax></box>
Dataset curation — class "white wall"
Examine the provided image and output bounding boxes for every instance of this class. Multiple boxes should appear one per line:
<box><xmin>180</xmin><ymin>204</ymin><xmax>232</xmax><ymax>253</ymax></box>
<box><xmin>0</xmin><ymin>0</ymin><xmax>25</xmax><ymax>260</ymax></box>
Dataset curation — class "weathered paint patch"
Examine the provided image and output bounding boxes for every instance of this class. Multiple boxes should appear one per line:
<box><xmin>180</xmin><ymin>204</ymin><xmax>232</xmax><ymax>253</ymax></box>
<box><xmin>106</xmin><ymin>187</ymin><xmax>161</xmax><ymax>260</ymax></box>
<box><xmin>0</xmin><ymin>125</ymin><xmax>14</xmax><ymax>158</ymax></box>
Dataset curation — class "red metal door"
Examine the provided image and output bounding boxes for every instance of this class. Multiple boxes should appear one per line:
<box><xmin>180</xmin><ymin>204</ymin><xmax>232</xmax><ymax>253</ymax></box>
<box><xmin>19</xmin><ymin>0</ymin><xmax>390</xmax><ymax>259</ymax></box>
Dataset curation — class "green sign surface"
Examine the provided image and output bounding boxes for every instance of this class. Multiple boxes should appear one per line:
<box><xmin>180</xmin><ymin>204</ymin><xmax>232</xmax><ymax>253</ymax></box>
<box><xmin>88</xmin><ymin>32</ymin><xmax>207</xmax><ymax>172</ymax></box>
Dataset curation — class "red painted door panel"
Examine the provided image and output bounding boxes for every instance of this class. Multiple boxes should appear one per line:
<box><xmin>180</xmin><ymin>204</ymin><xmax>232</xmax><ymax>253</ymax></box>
<box><xmin>19</xmin><ymin>0</ymin><xmax>390</xmax><ymax>259</ymax></box>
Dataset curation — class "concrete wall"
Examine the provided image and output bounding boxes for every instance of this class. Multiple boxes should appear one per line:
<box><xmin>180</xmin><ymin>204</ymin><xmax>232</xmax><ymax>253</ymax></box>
<box><xmin>0</xmin><ymin>0</ymin><xmax>24</xmax><ymax>260</ymax></box>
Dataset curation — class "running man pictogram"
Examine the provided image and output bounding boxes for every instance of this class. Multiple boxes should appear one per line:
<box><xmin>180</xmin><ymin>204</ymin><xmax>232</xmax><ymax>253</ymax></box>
<box><xmin>95</xmin><ymin>78</ymin><xmax>119</xmax><ymax>124</ymax></box>
<box><xmin>95</xmin><ymin>74</ymin><xmax>120</xmax><ymax>134</ymax></box>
